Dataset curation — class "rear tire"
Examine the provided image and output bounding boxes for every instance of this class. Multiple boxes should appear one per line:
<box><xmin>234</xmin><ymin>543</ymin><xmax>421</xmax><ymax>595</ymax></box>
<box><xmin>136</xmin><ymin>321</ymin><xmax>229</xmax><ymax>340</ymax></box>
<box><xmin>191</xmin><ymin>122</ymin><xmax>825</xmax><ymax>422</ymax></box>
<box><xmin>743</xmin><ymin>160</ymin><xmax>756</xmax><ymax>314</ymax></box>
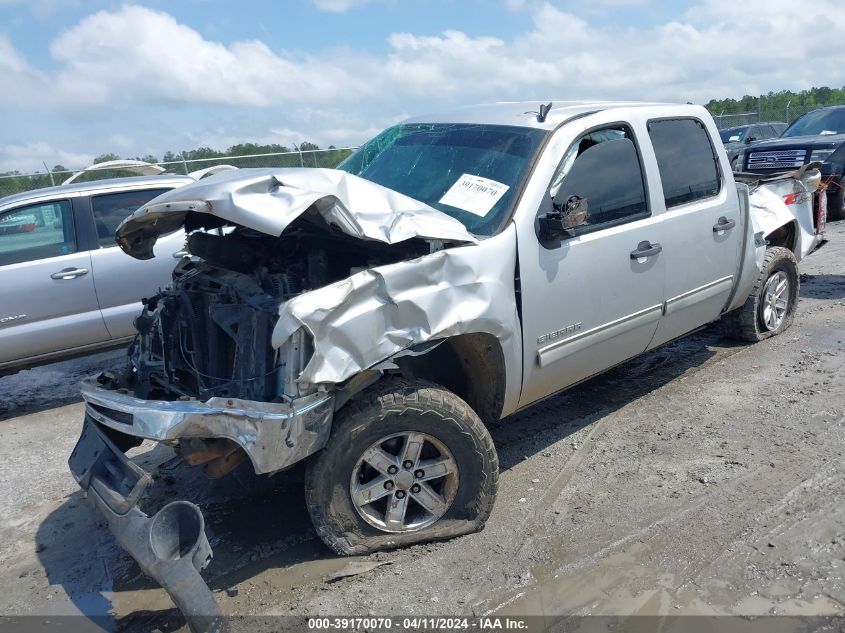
<box><xmin>722</xmin><ymin>246</ymin><xmax>799</xmax><ymax>342</ymax></box>
<box><xmin>304</xmin><ymin>378</ymin><xmax>498</xmax><ymax>555</ymax></box>
<box><xmin>827</xmin><ymin>183</ymin><xmax>845</xmax><ymax>221</ymax></box>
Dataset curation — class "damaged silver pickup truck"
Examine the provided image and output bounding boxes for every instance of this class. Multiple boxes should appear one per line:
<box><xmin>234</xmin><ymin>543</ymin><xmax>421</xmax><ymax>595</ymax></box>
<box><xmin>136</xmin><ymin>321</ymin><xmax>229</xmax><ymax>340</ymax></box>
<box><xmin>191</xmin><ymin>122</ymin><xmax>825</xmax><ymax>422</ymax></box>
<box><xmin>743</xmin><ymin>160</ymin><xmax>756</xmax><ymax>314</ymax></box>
<box><xmin>68</xmin><ymin>102</ymin><xmax>827</xmax><ymax>628</ymax></box>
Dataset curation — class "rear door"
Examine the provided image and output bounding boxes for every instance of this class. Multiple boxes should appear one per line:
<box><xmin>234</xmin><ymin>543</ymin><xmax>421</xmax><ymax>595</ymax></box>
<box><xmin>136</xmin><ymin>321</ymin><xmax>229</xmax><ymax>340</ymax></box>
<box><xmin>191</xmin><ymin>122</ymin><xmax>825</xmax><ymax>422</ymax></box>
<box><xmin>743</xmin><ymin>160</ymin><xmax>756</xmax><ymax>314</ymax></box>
<box><xmin>647</xmin><ymin>117</ymin><xmax>742</xmax><ymax>348</ymax></box>
<box><xmin>0</xmin><ymin>196</ymin><xmax>109</xmax><ymax>366</ymax></box>
<box><xmin>85</xmin><ymin>187</ymin><xmax>184</xmax><ymax>339</ymax></box>
<box><xmin>516</xmin><ymin>120</ymin><xmax>666</xmax><ymax>406</ymax></box>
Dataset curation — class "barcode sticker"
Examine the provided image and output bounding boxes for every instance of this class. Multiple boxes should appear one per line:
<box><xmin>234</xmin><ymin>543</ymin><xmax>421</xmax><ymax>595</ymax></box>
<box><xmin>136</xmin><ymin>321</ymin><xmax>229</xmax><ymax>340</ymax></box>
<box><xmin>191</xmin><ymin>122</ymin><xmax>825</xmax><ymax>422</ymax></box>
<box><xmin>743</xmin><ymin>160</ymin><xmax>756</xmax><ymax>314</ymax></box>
<box><xmin>439</xmin><ymin>174</ymin><xmax>510</xmax><ymax>217</ymax></box>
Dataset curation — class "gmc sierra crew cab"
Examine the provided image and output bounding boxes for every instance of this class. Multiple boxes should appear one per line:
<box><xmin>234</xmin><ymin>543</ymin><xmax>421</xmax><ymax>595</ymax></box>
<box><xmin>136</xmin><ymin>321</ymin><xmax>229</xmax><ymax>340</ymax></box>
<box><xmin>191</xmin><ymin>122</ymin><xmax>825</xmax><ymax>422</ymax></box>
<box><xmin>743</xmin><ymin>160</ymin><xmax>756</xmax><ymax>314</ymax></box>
<box><xmin>67</xmin><ymin>102</ymin><xmax>826</xmax><ymax>630</ymax></box>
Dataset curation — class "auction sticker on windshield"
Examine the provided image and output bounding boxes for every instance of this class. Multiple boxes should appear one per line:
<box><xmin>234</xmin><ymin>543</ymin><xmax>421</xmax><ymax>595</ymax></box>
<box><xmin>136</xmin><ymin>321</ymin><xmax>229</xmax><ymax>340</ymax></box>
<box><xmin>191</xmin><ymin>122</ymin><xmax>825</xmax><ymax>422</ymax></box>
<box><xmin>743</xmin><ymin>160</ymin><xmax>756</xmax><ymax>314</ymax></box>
<box><xmin>439</xmin><ymin>174</ymin><xmax>509</xmax><ymax>217</ymax></box>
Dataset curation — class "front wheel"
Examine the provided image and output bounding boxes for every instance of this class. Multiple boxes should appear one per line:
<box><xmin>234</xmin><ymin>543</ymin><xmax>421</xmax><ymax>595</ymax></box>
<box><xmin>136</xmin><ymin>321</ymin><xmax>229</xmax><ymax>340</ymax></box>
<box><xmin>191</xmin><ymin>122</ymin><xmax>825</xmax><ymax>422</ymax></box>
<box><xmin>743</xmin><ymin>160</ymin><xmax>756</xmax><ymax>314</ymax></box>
<box><xmin>722</xmin><ymin>246</ymin><xmax>799</xmax><ymax>342</ymax></box>
<box><xmin>304</xmin><ymin>378</ymin><xmax>499</xmax><ymax>555</ymax></box>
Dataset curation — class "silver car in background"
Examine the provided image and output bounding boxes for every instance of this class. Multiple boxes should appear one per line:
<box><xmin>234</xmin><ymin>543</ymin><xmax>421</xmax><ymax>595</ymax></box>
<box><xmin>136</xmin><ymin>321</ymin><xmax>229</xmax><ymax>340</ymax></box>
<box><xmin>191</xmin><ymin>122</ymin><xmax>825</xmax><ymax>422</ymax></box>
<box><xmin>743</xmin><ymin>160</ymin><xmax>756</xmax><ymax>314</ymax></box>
<box><xmin>0</xmin><ymin>175</ymin><xmax>193</xmax><ymax>376</ymax></box>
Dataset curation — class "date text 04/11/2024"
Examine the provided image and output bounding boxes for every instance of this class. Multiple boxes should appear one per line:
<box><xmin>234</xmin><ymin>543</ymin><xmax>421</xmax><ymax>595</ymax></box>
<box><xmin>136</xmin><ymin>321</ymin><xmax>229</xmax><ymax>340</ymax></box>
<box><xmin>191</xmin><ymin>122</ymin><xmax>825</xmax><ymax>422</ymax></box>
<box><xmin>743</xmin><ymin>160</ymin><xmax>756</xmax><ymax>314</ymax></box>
<box><xmin>306</xmin><ymin>616</ymin><xmax>529</xmax><ymax>631</ymax></box>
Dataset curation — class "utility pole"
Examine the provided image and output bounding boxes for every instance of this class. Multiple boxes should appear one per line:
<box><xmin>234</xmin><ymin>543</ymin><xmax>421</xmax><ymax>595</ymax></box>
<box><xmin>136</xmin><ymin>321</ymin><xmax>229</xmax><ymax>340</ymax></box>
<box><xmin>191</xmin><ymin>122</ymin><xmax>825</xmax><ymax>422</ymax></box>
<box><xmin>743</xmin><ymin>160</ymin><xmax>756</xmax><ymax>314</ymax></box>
<box><xmin>43</xmin><ymin>162</ymin><xmax>55</xmax><ymax>186</ymax></box>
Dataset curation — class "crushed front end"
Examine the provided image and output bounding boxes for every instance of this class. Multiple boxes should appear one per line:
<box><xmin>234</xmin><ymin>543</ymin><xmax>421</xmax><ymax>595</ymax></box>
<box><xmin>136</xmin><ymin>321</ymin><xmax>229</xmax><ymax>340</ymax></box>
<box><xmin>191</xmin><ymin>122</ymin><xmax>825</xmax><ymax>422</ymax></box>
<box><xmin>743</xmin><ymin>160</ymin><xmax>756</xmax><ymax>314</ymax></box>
<box><xmin>68</xmin><ymin>232</ymin><xmax>340</xmax><ymax>631</ymax></box>
<box><xmin>69</xmin><ymin>186</ymin><xmax>437</xmax><ymax>629</ymax></box>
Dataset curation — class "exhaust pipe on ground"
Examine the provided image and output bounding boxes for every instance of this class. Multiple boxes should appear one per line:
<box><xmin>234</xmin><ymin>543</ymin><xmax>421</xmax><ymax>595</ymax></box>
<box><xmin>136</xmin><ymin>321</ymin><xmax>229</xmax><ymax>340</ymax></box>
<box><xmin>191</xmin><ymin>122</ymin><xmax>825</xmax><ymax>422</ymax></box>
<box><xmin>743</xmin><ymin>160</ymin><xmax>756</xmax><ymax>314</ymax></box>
<box><xmin>97</xmin><ymin>495</ymin><xmax>228</xmax><ymax>633</ymax></box>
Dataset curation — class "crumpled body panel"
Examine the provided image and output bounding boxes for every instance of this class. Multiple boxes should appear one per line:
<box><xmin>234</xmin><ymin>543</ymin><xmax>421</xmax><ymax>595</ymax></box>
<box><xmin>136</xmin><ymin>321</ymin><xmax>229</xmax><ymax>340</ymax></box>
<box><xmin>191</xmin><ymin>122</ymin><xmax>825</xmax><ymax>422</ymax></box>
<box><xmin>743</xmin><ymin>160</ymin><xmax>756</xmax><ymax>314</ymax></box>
<box><xmin>116</xmin><ymin>168</ymin><xmax>477</xmax><ymax>259</ymax></box>
<box><xmin>272</xmin><ymin>228</ymin><xmax>520</xmax><ymax>389</ymax></box>
<box><xmin>747</xmin><ymin>169</ymin><xmax>823</xmax><ymax>264</ymax></box>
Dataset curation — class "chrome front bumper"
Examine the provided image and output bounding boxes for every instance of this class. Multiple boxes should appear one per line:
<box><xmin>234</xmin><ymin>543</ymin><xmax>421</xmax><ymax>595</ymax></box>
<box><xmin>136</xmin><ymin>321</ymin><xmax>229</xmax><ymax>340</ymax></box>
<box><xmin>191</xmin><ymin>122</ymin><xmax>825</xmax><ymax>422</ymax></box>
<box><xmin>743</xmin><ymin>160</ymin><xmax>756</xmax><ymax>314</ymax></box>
<box><xmin>80</xmin><ymin>377</ymin><xmax>334</xmax><ymax>474</ymax></box>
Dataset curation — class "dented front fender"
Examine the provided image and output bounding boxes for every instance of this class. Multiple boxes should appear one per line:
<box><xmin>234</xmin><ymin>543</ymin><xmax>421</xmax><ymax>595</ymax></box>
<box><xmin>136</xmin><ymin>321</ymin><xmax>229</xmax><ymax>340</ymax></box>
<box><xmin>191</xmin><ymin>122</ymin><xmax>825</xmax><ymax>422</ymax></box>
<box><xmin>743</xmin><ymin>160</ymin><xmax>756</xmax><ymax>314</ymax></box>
<box><xmin>272</xmin><ymin>225</ymin><xmax>523</xmax><ymax>414</ymax></box>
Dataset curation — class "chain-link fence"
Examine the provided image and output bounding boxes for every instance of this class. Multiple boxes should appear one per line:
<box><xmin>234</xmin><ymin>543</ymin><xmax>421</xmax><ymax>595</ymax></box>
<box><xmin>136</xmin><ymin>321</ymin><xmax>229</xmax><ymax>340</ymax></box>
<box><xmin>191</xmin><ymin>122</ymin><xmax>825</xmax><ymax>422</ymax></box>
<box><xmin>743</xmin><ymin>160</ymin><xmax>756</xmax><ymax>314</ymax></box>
<box><xmin>710</xmin><ymin>104</ymin><xmax>820</xmax><ymax>130</ymax></box>
<box><xmin>0</xmin><ymin>146</ymin><xmax>358</xmax><ymax>198</ymax></box>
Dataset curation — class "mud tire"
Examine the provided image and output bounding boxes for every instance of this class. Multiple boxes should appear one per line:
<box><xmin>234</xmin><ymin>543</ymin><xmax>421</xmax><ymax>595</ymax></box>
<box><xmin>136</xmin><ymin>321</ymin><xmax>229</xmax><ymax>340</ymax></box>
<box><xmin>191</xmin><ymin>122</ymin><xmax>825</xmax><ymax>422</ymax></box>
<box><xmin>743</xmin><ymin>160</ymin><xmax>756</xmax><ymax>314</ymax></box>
<box><xmin>304</xmin><ymin>378</ymin><xmax>498</xmax><ymax>555</ymax></box>
<box><xmin>828</xmin><ymin>184</ymin><xmax>845</xmax><ymax>222</ymax></box>
<box><xmin>721</xmin><ymin>246</ymin><xmax>799</xmax><ymax>343</ymax></box>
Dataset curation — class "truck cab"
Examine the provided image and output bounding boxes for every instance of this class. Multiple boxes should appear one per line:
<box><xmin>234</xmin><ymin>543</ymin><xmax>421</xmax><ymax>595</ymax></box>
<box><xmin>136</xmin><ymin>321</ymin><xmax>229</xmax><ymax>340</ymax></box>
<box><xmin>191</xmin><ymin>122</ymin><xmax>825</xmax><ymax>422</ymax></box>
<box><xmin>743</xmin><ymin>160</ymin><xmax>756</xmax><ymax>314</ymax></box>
<box><xmin>511</xmin><ymin>105</ymin><xmax>744</xmax><ymax>404</ymax></box>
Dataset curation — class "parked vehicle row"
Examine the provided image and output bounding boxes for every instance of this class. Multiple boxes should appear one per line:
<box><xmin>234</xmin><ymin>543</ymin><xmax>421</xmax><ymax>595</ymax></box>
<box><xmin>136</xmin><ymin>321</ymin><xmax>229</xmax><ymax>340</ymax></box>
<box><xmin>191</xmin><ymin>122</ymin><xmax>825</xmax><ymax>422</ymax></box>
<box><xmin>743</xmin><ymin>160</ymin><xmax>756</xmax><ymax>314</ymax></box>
<box><xmin>66</xmin><ymin>101</ymin><xmax>828</xmax><ymax>629</ymax></box>
<box><xmin>719</xmin><ymin>122</ymin><xmax>787</xmax><ymax>169</ymax></box>
<box><xmin>729</xmin><ymin>105</ymin><xmax>845</xmax><ymax>221</ymax></box>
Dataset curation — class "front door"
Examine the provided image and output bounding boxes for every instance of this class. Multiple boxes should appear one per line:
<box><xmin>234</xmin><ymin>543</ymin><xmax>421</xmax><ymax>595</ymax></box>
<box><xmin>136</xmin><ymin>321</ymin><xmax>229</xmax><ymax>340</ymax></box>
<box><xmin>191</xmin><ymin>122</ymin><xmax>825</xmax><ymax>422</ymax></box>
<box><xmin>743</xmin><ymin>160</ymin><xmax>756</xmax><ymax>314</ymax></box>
<box><xmin>0</xmin><ymin>197</ymin><xmax>108</xmax><ymax>366</ymax></box>
<box><xmin>517</xmin><ymin>123</ymin><xmax>666</xmax><ymax>407</ymax></box>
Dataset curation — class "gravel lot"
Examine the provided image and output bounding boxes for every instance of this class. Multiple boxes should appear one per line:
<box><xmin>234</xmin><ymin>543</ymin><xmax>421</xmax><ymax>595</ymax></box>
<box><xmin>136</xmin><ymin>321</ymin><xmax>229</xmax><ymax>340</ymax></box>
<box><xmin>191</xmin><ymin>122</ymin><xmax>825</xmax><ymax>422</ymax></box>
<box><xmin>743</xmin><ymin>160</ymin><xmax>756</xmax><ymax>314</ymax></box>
<box><xmin>1</xmin><ymin>222</ymin><xmax>843</xmax><ymax>631</ymax></box>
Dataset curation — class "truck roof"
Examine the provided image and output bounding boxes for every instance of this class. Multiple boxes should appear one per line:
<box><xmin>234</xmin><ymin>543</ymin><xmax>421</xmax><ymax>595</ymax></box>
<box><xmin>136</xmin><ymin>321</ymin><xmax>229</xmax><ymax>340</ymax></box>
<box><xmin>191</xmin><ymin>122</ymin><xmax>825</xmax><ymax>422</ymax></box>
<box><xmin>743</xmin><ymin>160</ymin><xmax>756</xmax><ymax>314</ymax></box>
<box><xmin>402</xmin><ymin>100</ymin><xmax>684</xmax><ymax>130</ymax></box>
<box><xmin>0</xmin><ymin>174</ymin><xmax>194</xmax><ymax>208</ymax></box>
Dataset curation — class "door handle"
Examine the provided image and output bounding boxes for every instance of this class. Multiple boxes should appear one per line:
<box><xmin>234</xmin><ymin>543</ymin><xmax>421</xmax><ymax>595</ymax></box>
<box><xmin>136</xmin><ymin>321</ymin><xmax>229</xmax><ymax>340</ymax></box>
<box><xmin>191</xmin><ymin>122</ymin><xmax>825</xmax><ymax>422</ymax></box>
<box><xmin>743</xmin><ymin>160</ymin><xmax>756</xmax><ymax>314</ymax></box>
<box><xmin>630</xmin><ymin>241</ymin><xmax>662</xmax><ymax>259</ymax></box>
<box><xmin>172</xmin><ymin>250</ymin><xmax>189</xmax><ymax>259</ymax></box>
<box><xmin>713</xmin><ymin>217</ymin><xmax>736</xmax><ymax>232</ymax></box>
<box><xmin>50</xmin><ymin>267</ymin><xmax>89</xmax><ymax>280</ymax></box>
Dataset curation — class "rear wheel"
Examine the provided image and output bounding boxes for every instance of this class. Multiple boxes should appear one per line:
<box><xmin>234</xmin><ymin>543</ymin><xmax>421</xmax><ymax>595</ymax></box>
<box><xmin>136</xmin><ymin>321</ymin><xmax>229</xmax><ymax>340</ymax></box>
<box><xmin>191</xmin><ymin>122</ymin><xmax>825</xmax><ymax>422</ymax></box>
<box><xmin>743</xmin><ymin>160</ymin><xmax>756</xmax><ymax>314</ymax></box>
<box><xmin>722</xmin><ymin>246</ymin><xmax>799</xmax><ymax>342</ymax></box>
<box><xmin>304</xmin><ymin>378</ymin><xmax>498</xmax><ymax>555</ymax></box>
<box><xmin>827</xmin><ymin>183</ymin><xmax>845</xmax><ymax>221</ymax></box>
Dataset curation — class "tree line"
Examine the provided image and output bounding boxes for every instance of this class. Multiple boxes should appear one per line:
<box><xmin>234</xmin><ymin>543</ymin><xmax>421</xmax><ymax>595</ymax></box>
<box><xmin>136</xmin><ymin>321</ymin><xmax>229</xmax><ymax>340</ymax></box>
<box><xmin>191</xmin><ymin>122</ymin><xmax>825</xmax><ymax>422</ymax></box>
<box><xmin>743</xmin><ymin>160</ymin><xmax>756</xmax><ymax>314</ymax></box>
<box><xmin>704</xmin><ymin>85</ymin><xmax>845</xmax><ymax>117</ymax></box>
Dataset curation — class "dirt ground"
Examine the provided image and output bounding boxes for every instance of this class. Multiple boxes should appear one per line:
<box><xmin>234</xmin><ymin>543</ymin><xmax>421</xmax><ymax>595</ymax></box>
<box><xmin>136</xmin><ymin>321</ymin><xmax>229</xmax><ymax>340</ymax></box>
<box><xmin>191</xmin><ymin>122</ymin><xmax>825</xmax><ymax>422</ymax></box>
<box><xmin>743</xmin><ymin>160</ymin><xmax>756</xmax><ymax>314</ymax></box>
<box><xmin>1</xmin><ymin>222</ymin><xmax>844</xmax><ymax>632</ymax></box>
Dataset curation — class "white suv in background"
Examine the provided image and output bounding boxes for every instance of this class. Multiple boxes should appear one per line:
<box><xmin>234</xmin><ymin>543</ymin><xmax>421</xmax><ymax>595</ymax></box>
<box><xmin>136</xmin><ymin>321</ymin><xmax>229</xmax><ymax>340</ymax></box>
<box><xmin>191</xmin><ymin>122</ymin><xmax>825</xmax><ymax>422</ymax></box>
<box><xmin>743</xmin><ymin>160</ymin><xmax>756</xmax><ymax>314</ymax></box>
<box><xmin>0</xmin><ymin>175</ymin><xmax>192</xmax><ymax>376</ymax></box>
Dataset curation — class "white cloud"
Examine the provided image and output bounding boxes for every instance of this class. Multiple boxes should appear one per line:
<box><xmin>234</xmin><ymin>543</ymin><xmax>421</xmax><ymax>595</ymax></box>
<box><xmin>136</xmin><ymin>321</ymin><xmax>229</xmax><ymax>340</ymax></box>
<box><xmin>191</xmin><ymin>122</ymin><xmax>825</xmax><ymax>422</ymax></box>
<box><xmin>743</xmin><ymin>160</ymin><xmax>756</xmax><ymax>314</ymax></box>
<box><xmin>3</xmin><ymin>0</ymin><xmax>845</xmax><ymax>167</ymax></box>
<box><xmin>16</xmin><ymin>0</ymin><xmax>842</xmax><ymax>113</ymax></box>
<box><xmin>0</xmin><ymin>36</ymin><xmax>51</xmax><ymax>107</ymax></box>
<box><xmin>108</xmin><ymin>135</ymin><xmax>135</xmax><ymax>151</ymax></box>
<box><xmin>0</xmin><ymin>142</ymin><xmax>93</xmax><ymax>173</ymax></box>
<box><xmin>43</xmin><ymin>5</ymin><xmax>376</xmax><ymax>107</ymax></box>
<box><xmin>311</xmin><ymin>0</ymin><xmax>380</xmax><ymax>12</ymax></box>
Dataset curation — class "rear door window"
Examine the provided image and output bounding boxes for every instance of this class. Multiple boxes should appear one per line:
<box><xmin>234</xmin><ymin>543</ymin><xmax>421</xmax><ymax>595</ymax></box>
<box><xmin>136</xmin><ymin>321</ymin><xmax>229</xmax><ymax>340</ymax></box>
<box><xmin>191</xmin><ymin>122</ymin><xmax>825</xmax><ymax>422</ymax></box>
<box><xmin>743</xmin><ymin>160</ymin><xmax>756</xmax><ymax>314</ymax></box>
<box><xmin>647</xmin><ymin>119</ymin><xmax>722</xmax><ymax>208</ymax></box>
<box><xmin>0</xmin><ymin>200</ymin><xmax>76</xmax><ymax>266</ymax></box>
<box><xmin>90</xmin><ymin>188</ymin><xmax>170</xmax><ymax>247</ymax></box>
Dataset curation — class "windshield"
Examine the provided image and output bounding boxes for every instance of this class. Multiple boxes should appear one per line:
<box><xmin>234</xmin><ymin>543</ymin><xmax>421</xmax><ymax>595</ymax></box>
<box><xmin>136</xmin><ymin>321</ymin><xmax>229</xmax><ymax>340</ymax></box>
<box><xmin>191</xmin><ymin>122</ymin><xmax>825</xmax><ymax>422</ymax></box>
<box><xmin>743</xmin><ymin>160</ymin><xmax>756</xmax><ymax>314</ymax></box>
<box><xmin>338</xmin><ymin>123</ymin><xmax>547</xmax><ymax>235</ymax></box>
<box><xmin>782</xmin><ymin>108</ymin><xmax>845</xmax><ymax>138</ymax></box>
<box><xmin>719</xmin><ymin>127</ymin><xmax>746</xmax><ymax>143</ymax></box>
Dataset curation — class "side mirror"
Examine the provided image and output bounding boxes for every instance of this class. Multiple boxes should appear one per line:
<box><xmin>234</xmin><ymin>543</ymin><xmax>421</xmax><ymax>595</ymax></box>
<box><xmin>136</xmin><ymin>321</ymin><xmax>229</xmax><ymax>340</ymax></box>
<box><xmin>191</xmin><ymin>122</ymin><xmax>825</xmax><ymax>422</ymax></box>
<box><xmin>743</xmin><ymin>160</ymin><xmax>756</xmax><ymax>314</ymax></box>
<box><xmin>745</xmin><ymin>136</ymin><xmax>756</xmax><ymax>144</ymax></box>
<box><xmin>539</xmin><ymin>195</ymin><xmax>588</xmax><ymax>243</ymax></box>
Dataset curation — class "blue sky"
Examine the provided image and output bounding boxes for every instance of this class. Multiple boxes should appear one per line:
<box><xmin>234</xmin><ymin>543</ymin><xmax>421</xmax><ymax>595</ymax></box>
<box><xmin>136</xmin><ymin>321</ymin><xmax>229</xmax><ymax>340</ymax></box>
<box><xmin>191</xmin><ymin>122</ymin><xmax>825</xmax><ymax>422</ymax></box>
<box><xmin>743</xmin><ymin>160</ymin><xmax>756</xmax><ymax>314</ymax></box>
<box><xmin>0</xmin><ymin>0</ymin><xmax>841</xmax><ymax>172</ymax></box>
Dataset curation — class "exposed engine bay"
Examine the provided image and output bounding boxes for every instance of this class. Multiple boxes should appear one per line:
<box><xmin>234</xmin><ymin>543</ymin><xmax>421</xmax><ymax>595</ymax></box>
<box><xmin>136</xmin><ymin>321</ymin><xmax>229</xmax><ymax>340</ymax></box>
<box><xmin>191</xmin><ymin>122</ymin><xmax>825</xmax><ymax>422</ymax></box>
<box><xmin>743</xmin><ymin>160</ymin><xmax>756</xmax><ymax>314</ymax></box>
<box><xmin>125</xmin><ymin>212</ymin><xmax>429</xmax><ymax>403</ymax></box>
